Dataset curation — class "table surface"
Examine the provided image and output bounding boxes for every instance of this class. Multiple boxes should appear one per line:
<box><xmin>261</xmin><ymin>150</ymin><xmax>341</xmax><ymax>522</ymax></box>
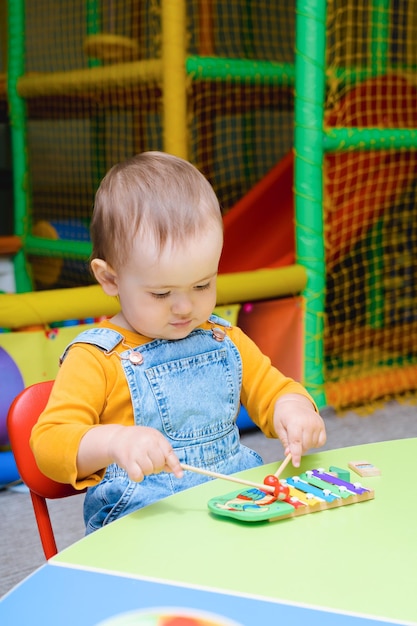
<box><xmin>0</xmin><ymin>562</ymin><xmax>403</xmax><ymax>626</ymax></box>
<box><xmin>2</xmin><ymin>439</ymin><xmax>417</xmax><ymax>625</ymax></box>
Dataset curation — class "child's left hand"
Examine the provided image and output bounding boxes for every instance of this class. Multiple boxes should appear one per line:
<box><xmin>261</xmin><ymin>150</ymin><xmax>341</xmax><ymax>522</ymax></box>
<box><xmin>272</xmin><ymin>393</ymin><xmax>326</xmax><ymax>468</ymax></box>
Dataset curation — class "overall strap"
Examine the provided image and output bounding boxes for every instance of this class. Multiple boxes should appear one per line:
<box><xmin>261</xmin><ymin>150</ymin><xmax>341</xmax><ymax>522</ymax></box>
<box><xmin>59</xmin><ymin>327</ymin><xmax>125</xmax><ymax>364</ymax></box>
<box><xmin>208</xmin><ymin>313</ymin><xmax>232</xmax><ymax>328</ymax></box>
<box><xmin>60</xmin><ymin>316</ymin><xmax>231</xmax><ymax>365</ymax></box>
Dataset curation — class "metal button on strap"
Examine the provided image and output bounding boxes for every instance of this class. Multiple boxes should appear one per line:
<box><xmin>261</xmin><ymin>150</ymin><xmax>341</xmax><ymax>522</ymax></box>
<box><xmin>212</xmin><ymin>327</ymin><xmax>226</xmax><ymax>342</ymax></box>
<box><xmin>128</xmin><ymin>352</ymin><xmax>144</xmax><ymax>365</ymax></box>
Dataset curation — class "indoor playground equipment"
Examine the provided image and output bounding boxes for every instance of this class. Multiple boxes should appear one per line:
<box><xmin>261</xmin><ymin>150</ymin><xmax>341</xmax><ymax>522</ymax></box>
<box><xmin>2</xmin><ymin>1</ymin><xmax>417</xmax><ymax>416</ymax></box>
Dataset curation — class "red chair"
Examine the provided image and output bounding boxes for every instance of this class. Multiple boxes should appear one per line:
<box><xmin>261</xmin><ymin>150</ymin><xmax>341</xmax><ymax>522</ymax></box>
<box><xmin>7</xmin><ymin>380</ymin><xmax>86</xmax><ymax>559</ymax></box>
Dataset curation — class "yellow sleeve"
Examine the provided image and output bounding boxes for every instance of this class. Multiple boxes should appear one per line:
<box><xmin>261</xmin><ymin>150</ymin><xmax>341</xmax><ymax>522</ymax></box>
<box><xmin>229</xmin><ymin>325</ymin><xmax>316</xmax><ymax>437</ymax></box>
<box><xmin>30</xmin><ymin>343</ymin><xmax>132</xmax><ymax>489</ymax></box>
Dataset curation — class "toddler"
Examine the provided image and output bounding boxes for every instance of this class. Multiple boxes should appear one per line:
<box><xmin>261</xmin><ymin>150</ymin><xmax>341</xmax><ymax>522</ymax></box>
<box><xmin>31</xmin><ymin>152</ymin><xmax>326</xmax><ymax>533</ymax></box>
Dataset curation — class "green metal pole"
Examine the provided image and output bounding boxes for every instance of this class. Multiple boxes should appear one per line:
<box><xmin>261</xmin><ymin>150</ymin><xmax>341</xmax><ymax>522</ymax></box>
<box><xmin>7</xmin><ymin>0</ymin><xmax>33</xmax><ymax>292</ymax></box>
<box><xmin>324</xmin><ymin>127</ymin><xmax>417</xmax><ymax>151</ymax></box>
<box><xmin>86</xmin><ymin>0</ymin><xmax>106</xmax><ymax>194</ymax></box>
<box><xmin>294</xmin><ymin>0</ymin><xmax>327</xmax><ymax>408</ymax></box>
<box><xmin>86</xmin><ymin>0</ymin><xmax>101</xmax><ymax>41</ymax></box>
<box><xmin>368</xmin><ymin>0</ymin><xmax>390</xmax><ymax>328</ymax></box>
<box><xmin>240</xmin><ymin>1</ymin><xmax>256</xmax><ymax>184</ymax></box>
<box><xmin>186</xmin><ymin>57</ymin><xmax>295</xmax><ymax>86</ymax></box>
<box><xmin>370</xmin><ymin>0</ymin><xmax>390</xmax><ymax>75</ymax></box>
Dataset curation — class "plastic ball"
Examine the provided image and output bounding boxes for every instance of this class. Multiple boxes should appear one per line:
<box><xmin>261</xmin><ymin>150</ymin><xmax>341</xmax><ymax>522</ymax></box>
<box><xmin>0</xmin><ymin>347</ymin><xmax>25</xmax><ymax>446</ymax></box>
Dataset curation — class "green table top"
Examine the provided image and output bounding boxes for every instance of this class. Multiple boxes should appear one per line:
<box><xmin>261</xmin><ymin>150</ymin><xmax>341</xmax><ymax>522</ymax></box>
<box><xmin>53</xmin><ymin>439</ymin><xmax>417</xmax><ymax>624</ymax></box>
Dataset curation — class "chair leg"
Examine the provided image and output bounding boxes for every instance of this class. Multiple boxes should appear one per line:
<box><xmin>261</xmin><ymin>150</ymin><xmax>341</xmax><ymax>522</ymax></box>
<box><xmin>30</xmin><ymin>491</ymin><xmax>58</xmax><ymax>559</ymax></box>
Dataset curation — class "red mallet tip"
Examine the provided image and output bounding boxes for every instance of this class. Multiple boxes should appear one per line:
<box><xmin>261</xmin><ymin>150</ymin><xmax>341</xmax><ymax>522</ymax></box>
<box><xmin>264</xmin><ymin>474</ymin><xmax>290</xmax><ymax>500</ymax></box>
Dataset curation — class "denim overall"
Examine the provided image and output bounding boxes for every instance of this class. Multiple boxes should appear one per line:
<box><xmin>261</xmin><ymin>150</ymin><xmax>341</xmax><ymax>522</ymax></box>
<box><xmin>61</xmin><ymin>315</ymin><xmax>263</xmax><ymax>533</ymax></box>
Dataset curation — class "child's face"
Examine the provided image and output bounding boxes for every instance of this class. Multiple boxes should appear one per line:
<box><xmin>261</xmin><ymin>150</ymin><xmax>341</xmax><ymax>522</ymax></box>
<box><xmin>110</xmin><ymin>226</ymin><xmax>223</xmax><ymax>340</ymax></box>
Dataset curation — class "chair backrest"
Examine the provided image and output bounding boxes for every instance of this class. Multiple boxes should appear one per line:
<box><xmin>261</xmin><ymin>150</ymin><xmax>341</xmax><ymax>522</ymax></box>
<box><xmin>7</xmin><ymin>380</ymin><xmax>85</xmax><ymax>558</ymax></box>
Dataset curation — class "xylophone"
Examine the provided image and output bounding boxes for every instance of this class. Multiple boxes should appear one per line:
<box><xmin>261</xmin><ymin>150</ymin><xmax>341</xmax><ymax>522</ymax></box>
<box><xmin>207</xmin><ymin>466</ymin><xmax>375</xmax><ymax>523</ymax></box>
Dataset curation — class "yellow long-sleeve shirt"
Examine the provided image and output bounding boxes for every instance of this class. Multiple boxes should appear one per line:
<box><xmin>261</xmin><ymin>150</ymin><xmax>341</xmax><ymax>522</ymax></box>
<box><xmin>30</xmin><ymin>318</ymin><xmax>314</xmax><ymax>490</ymax></box>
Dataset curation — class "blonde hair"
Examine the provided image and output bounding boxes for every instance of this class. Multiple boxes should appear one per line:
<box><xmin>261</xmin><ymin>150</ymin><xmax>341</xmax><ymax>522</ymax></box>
<box><xmin>90</xmin><ymin>151</ymin><xmax>223</xmax><ymax>269</ymax></box>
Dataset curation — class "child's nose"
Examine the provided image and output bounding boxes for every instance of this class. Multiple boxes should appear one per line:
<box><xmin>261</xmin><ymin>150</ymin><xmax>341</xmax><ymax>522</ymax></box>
<box><xmin>171</xmin><ymin>293</ymin><xmax>192</xmax><ymax>315</ymax></box>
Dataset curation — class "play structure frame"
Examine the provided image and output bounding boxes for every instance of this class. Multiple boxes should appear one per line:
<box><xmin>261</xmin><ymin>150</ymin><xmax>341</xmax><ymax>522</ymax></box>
<box><xmin>4</xmin><ymin>0</ymin><xmax>417</xmax><ymax>408</ymax></box>
<box><xmin>295</xmin><ymin>1</ymin><xmax>417</xmax><ymax>406</ymax></box>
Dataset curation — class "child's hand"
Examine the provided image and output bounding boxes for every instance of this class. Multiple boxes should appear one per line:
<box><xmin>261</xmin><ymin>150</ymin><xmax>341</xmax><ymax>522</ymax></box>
<box><xmin>272</xmin><ymin>394</ymin><xmax>326</xmax><ymax>468</ymax></box>
<box><xmin>77</xmin><ymin>424</ymin><xmax>183</xmax><ymax>483</ymax></box>
<box><xmin>108</xmin><ymin>425</ymin><xmax>183</xmax><ymax>482</ymax></box>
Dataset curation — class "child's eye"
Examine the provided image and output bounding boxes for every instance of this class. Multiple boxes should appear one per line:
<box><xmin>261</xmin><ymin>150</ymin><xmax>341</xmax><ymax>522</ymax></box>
<box><xmin>194</xmin><ymin>282</ymin><xmax>210</xmax><ymax>291</ymax></box>
<box><xmin>151</xmin><ymin>292</ymin><xmax>171</xmax><ymax>299</ymax></box>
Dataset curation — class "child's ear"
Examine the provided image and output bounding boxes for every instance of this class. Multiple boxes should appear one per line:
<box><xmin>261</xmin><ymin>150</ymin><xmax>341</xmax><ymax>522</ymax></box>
<box><xmin>91</xmin><ymin>259</ymin><xmax>119</xmax><ymax>296</ymax></box>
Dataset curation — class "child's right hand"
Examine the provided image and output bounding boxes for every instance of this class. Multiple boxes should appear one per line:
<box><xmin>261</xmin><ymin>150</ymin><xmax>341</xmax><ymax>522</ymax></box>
<box><xmin>77</xmin><ymin>424</ymin><xmax>183</xmax><ymax>482</ymax></box>
<box><xmin>110</xmin><ymin>425</ymin><xmax>183</xmax><ymax>482</ymax></box>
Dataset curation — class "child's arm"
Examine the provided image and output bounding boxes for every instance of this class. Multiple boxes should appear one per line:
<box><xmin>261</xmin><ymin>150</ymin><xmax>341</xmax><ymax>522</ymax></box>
<box><xmin>77</xmin><ymin>424</ymin><xmax>184</xmax><ymax>482</ymax></box>
<box><xmin>272</xmin><ymin>393</ymin><xmax>326</xmax><ymax>468</ymax></box>
<box><xmin>31</xmin><ymin>342</ymin><xmax>183</xmax><ymax>488</ymax></box>
<box><xmin>230</xmin><ymin>325</ymin><xmax>326</xmax><ymax>466</ymax></box>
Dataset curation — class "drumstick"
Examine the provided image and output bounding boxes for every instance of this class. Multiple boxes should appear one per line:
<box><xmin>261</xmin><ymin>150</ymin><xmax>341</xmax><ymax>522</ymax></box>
<box><xmin>274</xmin><ymin>453</ymin><xmax>292</xmax><ymax>479</ymax></box>
<box><xmin>180</xmin><ymin>463</ymin><xmax>275</xmax><ymax>493</ymax></box>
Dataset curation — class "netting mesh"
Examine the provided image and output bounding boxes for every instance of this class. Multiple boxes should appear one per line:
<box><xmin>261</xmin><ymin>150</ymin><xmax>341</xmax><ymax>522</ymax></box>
<box><xmin>323</xmin><ymin>0</ymin><xmax>417</xmax><ymax>406</ymax></box>
<box><xmin>15</xmin><ymin>0</ymin><xmax>295</xmax><ymax>289</ymax></box>
<box><xmin>7</xmin><ymin>1</ymin><xmax>417</xmax><ymax>407</ymax></box>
